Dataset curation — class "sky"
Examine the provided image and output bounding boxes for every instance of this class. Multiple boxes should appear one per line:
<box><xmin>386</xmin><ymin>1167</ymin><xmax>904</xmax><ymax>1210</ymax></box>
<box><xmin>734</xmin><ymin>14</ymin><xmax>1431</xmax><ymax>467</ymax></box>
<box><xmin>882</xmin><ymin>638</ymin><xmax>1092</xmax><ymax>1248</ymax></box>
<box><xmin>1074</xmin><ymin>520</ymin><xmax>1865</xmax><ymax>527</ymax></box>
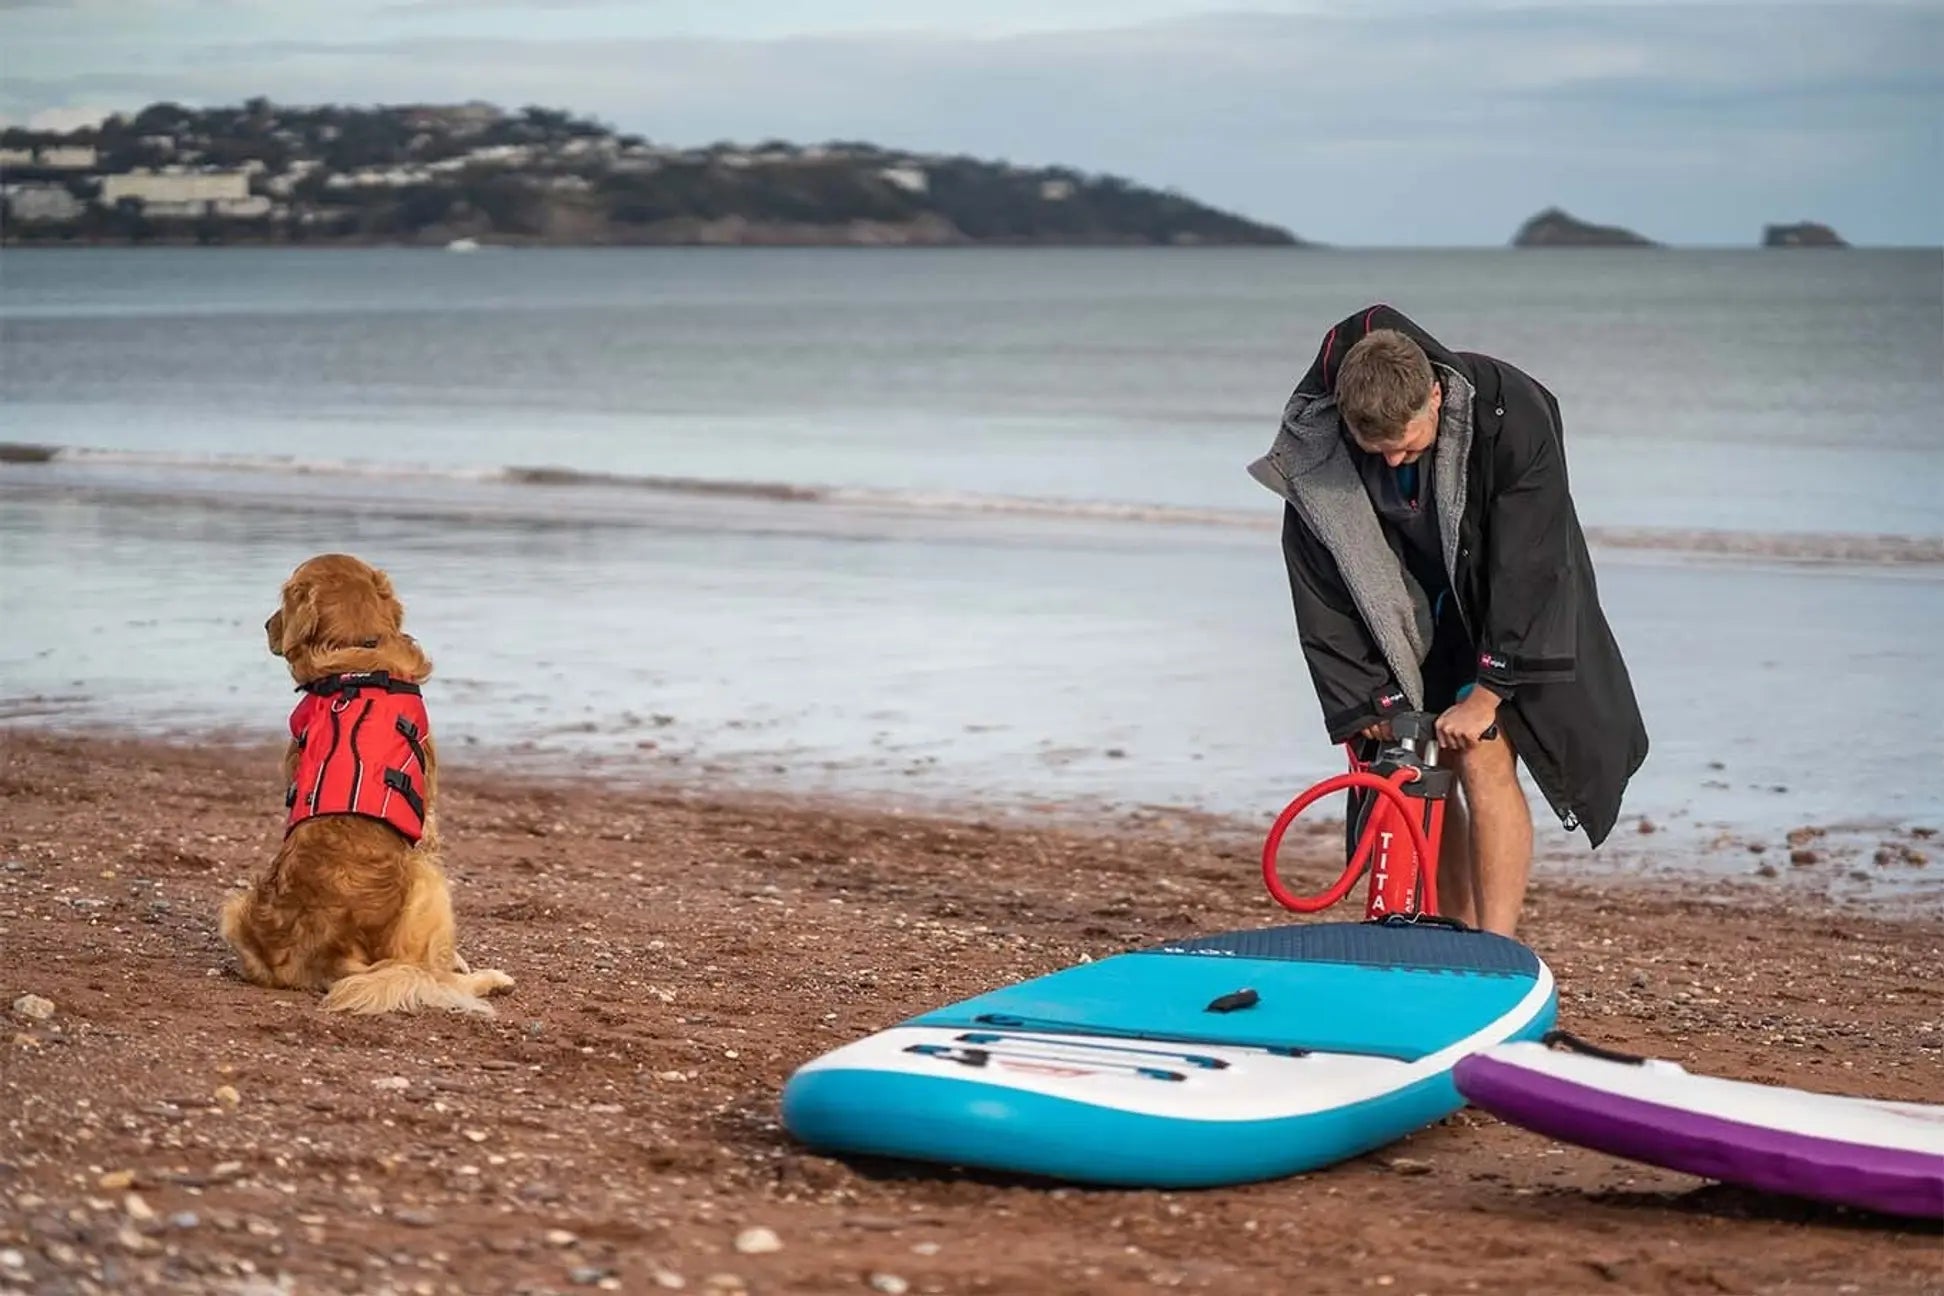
<box><xmin>1</xmin><ymin>1</ymin><xmax>1938</xmax><ymax>246</ymax></box>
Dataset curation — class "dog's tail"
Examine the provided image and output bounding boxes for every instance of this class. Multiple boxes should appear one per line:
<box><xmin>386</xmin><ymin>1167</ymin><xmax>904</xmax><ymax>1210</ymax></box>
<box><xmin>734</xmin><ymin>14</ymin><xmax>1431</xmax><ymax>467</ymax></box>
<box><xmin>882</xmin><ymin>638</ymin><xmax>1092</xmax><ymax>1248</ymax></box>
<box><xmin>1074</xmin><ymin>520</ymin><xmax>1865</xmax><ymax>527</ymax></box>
<box><xmin>323</xmin><ymin>961</ymin><xmax>496</xmax><ymax>1016</ymax></box>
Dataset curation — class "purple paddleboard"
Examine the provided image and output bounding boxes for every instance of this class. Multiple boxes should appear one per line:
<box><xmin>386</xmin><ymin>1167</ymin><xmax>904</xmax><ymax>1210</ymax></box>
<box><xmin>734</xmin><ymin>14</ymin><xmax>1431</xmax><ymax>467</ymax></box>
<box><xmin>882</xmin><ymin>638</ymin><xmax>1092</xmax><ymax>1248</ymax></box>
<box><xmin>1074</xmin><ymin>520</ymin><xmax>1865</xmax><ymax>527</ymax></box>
<box><xmin>1454</xmin><ymin>1038</ymin><xmax>1944</xmax><ymax>1220</ymax></box>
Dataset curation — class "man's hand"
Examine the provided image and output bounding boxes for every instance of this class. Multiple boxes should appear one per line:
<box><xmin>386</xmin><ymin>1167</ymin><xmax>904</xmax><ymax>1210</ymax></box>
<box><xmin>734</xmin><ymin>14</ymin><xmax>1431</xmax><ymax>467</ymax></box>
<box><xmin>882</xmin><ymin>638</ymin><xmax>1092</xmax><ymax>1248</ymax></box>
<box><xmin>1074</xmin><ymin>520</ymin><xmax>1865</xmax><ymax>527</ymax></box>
<box><xmin>1359</xmin><ymin>720</ymin><xmax>1393</xmax><ymax>742</ymax></box>
<box><xmin>1436</xmin><ymin>688</ymin><xmax>1503</xmax><ymax>752</ymax></box>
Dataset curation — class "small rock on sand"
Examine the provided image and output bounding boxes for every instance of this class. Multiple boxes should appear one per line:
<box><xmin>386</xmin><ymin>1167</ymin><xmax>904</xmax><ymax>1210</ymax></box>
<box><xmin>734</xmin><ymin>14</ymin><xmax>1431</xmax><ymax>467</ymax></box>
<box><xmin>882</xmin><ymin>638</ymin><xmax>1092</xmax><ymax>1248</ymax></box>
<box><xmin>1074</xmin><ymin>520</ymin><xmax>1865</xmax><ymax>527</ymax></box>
<box><xmin>11</xmin><ymin>994</ymin><xmax>53</xmax><ymax>1021</ymax></box>
<box><xmin>734</xmin><ymin>1226</ymin><xmax>782</xmax><ymax>1255</ymax></box>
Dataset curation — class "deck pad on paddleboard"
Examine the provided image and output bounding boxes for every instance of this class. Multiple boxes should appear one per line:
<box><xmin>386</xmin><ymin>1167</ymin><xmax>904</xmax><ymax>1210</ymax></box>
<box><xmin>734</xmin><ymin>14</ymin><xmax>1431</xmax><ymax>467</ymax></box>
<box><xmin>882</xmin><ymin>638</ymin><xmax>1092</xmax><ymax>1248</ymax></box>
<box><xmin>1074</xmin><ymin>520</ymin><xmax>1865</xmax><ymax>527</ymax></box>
<box><xmin>783</xmin><ymin>920</ymin><xmax>1556</xmax><ymax>1187</ymax></box>
<box><xmin>1454</xmin><ymin>1040</ymin><xmax>1944</xmax><ymax>1219</ymax></box>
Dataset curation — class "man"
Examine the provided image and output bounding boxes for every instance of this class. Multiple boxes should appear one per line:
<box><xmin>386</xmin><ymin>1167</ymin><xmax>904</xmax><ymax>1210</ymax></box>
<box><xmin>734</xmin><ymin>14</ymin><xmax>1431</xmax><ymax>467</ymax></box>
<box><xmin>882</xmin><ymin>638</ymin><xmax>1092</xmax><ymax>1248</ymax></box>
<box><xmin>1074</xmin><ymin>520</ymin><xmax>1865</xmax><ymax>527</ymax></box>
<box><xmin>1248</xmin><ymin>304</ymin><xmax>1647</xmax><ymax>936</ymax></box>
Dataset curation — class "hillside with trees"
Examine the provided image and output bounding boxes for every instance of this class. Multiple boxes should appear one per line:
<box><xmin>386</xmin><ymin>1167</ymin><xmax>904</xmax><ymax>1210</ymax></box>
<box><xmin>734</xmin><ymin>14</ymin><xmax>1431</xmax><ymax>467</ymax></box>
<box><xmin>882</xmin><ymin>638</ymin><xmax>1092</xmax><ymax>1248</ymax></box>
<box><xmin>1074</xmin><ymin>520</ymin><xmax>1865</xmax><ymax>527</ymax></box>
<box><xmin>0</xmin><ymin>99</ymin><xmax>1301</xmax><ymax>247</ymax></box>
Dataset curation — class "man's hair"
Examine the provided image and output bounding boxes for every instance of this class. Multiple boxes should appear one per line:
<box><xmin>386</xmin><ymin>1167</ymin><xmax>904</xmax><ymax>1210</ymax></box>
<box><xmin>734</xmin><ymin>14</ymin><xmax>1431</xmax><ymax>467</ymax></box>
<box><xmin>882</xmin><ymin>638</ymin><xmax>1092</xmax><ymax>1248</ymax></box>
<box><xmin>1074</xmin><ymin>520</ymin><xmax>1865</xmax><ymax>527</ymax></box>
<box><xmin>1337</xmin><ymin>329</ymin><xmax>1435</xmax><ymax>445</ymax></box>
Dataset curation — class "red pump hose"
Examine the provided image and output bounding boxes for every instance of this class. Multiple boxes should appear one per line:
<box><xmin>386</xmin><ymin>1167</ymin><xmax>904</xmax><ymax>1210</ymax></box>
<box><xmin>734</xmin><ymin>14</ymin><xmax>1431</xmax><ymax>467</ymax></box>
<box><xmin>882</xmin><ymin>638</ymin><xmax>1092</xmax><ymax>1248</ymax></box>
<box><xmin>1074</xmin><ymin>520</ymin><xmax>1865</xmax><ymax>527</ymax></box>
<box><xmin>1261</xmin><ymin>768</ymin><xmax>1439</xmax><ymax>916</ymax></box>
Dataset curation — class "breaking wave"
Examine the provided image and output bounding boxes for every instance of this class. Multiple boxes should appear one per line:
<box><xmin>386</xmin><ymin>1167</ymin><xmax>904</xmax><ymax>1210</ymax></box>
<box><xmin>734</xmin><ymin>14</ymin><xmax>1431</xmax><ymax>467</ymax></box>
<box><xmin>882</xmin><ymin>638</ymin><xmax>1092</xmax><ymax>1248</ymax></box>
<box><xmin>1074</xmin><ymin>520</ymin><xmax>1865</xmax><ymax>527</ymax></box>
<box><xmin>6</xmin><ymin>442</ymin><xmax>1942</xmax><ymax>566</ymax></box>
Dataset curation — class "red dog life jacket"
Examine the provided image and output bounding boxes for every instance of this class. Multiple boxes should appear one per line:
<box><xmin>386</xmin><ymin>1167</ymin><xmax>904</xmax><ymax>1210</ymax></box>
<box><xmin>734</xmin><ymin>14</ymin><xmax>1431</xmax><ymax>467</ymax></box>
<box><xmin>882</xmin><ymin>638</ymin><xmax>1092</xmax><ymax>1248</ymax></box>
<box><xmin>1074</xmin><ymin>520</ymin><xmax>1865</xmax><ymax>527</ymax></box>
<box><xmin>285</xmin><ymin>672</ymin><xmax>431</xmax><ymax>843</ymax></box>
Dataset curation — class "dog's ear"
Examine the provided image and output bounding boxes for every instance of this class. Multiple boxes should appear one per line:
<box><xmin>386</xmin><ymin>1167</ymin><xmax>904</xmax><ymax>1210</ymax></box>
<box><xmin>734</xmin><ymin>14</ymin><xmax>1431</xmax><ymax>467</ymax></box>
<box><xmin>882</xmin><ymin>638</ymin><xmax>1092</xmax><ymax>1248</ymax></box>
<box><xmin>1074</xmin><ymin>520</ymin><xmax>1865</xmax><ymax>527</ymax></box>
<box><xmin>273</xmin><ymin>581</ymin><xmax>321</xmax><ymax>660</ymax></box>
<box><xmin>369</xmin><ymin>566</ymin><xmax>406</xmax><ymax>633</ymax></box>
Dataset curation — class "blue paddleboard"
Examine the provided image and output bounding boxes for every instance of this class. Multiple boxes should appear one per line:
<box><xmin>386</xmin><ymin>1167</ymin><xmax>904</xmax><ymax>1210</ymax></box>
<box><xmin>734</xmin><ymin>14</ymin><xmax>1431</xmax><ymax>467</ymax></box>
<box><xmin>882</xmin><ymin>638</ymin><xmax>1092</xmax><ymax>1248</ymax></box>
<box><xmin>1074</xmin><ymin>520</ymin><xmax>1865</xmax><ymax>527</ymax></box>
<box><xmin>782</xmin><ymin>918</ymin><xmax>1556</xmax><ymax>1187</ymax></box>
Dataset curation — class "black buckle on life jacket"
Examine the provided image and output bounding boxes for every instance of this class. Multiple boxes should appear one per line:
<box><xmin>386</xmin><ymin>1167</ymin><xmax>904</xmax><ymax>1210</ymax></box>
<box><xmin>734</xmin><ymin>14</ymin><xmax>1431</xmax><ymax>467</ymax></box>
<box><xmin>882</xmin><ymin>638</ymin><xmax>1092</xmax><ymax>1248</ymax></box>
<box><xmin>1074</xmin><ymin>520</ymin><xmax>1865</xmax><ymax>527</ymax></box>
<box><xmin>394</xmin><ymin>715</ymin><xmax>428</xmax><ymax>770</ymax></box>
<box><xmin>382</xmin><ymin>768</ymin><xmax>426</xmax><ymax>821</ymax></box>
<box><xmin>300</xmin><ymin>671</ymin><xmax>422</xmax><ymax>698</ymax></box>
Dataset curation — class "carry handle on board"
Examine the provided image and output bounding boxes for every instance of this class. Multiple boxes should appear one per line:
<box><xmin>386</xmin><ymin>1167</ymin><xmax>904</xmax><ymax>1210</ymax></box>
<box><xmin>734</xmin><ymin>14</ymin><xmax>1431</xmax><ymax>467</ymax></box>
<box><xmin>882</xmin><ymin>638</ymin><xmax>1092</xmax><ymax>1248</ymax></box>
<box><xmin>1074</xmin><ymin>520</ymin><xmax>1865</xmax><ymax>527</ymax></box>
<box><xmin>1261</xmin><ymin>711</ymin><xmax>1495</xmax><ymax>921</ymax></box>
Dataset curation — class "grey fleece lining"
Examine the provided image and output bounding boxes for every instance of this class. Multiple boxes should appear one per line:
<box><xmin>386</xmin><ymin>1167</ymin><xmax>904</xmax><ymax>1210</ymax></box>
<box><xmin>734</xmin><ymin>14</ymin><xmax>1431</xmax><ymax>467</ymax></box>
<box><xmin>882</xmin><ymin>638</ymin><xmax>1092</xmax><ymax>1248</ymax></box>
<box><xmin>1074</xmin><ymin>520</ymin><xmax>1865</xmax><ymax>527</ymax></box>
<box><xmin>1248</xmin><ymin>364</ymin><xmax>1476</xmax><ymax>710</ymax></box>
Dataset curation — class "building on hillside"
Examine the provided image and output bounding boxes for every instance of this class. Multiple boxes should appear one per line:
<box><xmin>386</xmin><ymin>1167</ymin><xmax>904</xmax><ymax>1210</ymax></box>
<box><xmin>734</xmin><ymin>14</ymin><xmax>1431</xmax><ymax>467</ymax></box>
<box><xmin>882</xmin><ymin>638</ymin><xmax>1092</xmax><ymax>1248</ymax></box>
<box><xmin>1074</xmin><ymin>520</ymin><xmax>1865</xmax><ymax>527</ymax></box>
<box><xmin>98</xmin><ymin>169</ymin><xmax>267</xmax><ymax>218</ymax></box>
<box><xmin>39</xmin><ymin>146</ymin><xmax>98</xmax><ymax>169</ymax></box>
<box><xmin>213</xmin><ymin>194</ymin><xmax>272</xmax><ymax>218</ymax></box>
<box><xmin>100</xmin><ymin>169</ymin><xmax>250</xmax><ymax>207</ymax></box>
<box><xmin>4</xmin><ymin>183</ymin><xmax>85</xmax><ymax>222</ymax></box>
<box><xmin>401</xmin><ymin>102</ymin><xmax>503</xmax><ymax>134</ymax></box>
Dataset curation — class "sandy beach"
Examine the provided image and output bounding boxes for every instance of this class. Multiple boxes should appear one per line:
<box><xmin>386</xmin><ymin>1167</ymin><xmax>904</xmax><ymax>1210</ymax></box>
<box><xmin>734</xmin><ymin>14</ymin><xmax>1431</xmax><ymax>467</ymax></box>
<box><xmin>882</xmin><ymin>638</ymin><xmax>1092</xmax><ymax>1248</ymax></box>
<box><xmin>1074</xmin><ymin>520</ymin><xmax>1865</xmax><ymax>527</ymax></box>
<box><xmin>1</xmin><ymin>729</ymin><xmax>1937</xmax><ymax>1296</ymax></box>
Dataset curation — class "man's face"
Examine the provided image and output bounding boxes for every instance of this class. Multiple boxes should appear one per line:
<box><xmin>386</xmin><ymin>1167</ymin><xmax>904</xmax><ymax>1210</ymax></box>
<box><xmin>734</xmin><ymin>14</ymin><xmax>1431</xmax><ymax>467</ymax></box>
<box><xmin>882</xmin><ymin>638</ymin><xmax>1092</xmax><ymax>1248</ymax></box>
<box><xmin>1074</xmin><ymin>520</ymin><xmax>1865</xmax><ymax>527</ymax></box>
<box><xmin>1352</xmin><ymin>385</ymin><xmax>1441</xmax><ymax>467</ymax></box>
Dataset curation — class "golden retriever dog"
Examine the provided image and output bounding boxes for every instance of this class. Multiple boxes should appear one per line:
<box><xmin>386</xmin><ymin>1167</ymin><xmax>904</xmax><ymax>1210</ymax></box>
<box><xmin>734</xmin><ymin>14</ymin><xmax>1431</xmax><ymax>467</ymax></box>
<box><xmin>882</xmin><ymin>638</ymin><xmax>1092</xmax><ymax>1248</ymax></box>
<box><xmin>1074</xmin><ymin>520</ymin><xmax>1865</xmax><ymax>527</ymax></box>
<box><xmin>219</xmin><ymin>553</ymin><xmax>513</xmax><ymax>1014</ymax></box>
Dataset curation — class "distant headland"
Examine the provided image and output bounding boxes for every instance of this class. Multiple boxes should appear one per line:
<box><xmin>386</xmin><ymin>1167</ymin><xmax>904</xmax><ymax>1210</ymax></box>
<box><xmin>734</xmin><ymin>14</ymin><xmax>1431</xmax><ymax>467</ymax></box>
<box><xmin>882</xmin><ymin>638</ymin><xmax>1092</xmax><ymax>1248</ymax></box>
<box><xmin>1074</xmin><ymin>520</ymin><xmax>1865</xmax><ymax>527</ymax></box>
<box><xmin>1762</xmin><ymin>221</ymin><xmax>1848</xmax><ymax>248</ymax></box>
<box><xmin>1510</xmin><ymin>206</ymin><xmax>1851</xmax><ymax>249</ymax></box>
<box><xmin>0</xmin><ymin>99</ymin><xmax>1301</xmax><ymax>248</ymax></box>
<box><xmin>1511</xmin><ymin>207</ymin><xmax>1657</xmax><ymax>248</ymax></box>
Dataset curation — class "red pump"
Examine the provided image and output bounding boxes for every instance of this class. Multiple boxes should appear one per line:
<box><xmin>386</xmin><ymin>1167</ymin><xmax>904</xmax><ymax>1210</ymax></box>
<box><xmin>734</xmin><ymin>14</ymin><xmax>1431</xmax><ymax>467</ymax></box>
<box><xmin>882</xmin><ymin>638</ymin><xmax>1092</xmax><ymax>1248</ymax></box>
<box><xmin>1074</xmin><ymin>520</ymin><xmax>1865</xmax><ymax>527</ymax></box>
<box><xmin>1262</xmin><ymin>713</ymin><xmax>1474</xmax><ymax>921</ymax></box>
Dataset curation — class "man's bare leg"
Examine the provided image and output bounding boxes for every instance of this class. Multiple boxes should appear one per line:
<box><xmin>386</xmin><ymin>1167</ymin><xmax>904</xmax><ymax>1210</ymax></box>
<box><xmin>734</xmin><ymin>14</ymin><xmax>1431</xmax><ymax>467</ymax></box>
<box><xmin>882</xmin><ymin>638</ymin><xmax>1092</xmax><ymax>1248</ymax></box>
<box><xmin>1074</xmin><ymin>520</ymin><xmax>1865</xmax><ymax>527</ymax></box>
<box><xmin>1453</xmin><ymin>732</ymin><xmax>1533</xmax><ymax>936</ymax></box>
<box><xmin>1435</xmin><ymin>790</ymin><xmax>1477</xmax><ymax>928</ymax></box>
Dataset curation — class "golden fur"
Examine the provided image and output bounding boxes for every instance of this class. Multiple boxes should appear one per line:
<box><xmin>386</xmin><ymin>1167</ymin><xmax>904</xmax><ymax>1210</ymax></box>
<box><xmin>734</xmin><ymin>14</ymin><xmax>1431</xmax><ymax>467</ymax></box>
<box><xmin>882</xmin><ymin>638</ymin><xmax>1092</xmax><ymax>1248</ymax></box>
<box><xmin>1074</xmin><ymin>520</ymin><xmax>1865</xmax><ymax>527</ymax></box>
<box><xmin>219</xmin><ymin>553</ymin><xmax>513</xmax><ymax>1014</ymax></box>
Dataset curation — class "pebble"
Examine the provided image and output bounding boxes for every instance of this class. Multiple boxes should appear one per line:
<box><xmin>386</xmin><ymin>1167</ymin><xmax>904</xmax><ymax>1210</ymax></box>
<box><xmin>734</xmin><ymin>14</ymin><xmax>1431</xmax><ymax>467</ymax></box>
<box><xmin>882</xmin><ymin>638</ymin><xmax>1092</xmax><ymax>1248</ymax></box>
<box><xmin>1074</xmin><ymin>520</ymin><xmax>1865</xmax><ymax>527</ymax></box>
<box><xmin>97</xmin><ymin>1169</ymin><xmax>136</xmax><ymax>1191</ymax></box>
<box><xmin>733</xmin><ymin>1226</ymin><xmax>782</xmax><ymax>1255</ymax></box>
<box><xmin>911</xmin><ymin>1242</ymin><xmax>941</xmax><ymax>1257</ymax></box>
<box><xmin>11</xmin><ymin>994</ymin><xmax>54</xmax><ymax>1021</ymax></box>
<box><xmin>570</xmin><ymin>1265</ymin><xmax>611</xmax><ymax>1285</ymax></box>
<box><xmin>170</xmin><ymin>1211</ymin><xmax>201</xmax><ymax>1230</ymax></box>
<box><xmin>124</xmin><ymin>1193</ymin><xmax>157</xmax><ymax>1222</ymax></box>
<box><xmin>869</xmin><ymin>1274</ymin><xmax>910</xmax><ymax>1295</ymax></box>
<box><xmin>651</xmin><ymin>1270</ymin><xmax>687</xmax><ymax>1290</ymax></box>
<box><xmin>372</xmin><ymin>1076</ymin><xmax>412</xmax><ymax>1091</ymax></box>
<box><xmin>393</xmin><ymin>1208</ymin><xmax>437</xmax><ymax>1227</ymax></box>
<box><xmin>215</xmin><ymin>1084</ymin><xmax>241</xmax><ymax>1108</ymax></box>
<box><xmin>703</xmin><ymin>1277</ymin><xmax>747</xmax><ymax>1294</ymax></box>
<box><xmin>545</xmin><ymin>1228</ymin><xmax>578</xmax><ymax>1248</ymax></box>
<box><xmin>115</xmin><ymin>1223</ymin><xmax>158</xmax><ymax>1254</ymax></box>
<box><xmin>0</xmin><ymin>1249</ymin><xmax>23</xmax><ymax>1271</ymax></box>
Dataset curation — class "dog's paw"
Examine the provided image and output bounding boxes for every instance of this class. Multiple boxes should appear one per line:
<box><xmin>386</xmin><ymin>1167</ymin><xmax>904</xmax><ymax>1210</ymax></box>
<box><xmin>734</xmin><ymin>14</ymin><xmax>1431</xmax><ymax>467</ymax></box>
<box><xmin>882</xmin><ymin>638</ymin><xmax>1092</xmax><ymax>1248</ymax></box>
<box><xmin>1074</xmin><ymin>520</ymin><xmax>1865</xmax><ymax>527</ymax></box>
<box><xmin>471</xmin><ymin>968</ymin><xmax>515</xmax><ymax>996</ymax></box>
